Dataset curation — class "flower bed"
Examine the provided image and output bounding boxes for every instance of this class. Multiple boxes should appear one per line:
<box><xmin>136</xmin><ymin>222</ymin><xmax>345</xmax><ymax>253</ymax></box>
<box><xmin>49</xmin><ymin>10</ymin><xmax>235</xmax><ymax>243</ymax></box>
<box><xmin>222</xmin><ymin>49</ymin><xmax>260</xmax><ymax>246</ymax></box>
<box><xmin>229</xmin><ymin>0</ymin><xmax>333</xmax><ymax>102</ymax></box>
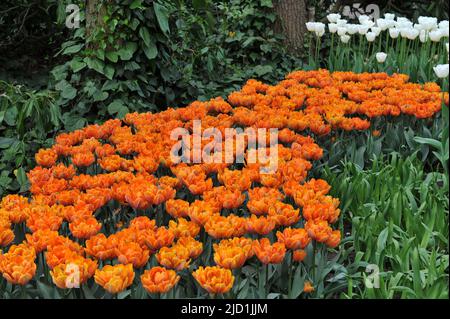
<box><xmin>0</xmin><ymin>70</ymin><xmax>447</xmax><ymax>298</ymax></box>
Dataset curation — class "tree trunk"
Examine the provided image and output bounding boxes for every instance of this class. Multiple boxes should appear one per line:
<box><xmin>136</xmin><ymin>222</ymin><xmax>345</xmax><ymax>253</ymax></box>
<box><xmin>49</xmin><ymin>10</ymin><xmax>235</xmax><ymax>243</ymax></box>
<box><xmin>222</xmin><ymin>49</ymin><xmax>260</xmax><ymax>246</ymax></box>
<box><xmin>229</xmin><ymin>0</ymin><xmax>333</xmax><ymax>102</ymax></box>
<box><xmin>86</xmin><ymin>0</ymin><xmax>107</xmax><ymax>39</ymax></box>
<box><xmin>274</xmin><ymin>0</ymin><xmax>308</xmax><ymax>53</ymax></box>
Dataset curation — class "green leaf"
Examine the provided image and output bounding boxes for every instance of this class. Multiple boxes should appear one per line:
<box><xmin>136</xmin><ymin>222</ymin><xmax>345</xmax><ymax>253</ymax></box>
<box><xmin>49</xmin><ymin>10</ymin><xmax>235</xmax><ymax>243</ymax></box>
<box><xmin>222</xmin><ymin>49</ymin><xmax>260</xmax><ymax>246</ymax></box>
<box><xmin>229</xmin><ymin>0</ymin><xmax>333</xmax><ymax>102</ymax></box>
<box><xmin>143</xmin><ymin>43</ymin><xmax>158</xmax><ymax>60</ymax></box>
<box><xmin>130</xmin><ymin>0</ymin><xmax>143</xmax><ymax>9</ymax></box>
<box><xmin>61</xmin><ymin>84</ymin><xmax>77</xmax><ymax>100</ymax></box>
<box><xmin>118</xmin><ymin>42</ymin><xmax>138</xmax><ymax>61</ymax></box>
<box><xmin>70</xmin><ymin>59</ymin><xmax>86</xmax><ymax>73</ymax></box>
<box><xmin>139</xmin><ymin>27</ymin><xmax>152</xmax><ymax>47</ymax></box>
<box><xmin>253</xmin><ymin>65</ymin><xmax>273</xmax><ymax>77</ymax></box>
<box><xmin>0</xmin><ymin>137</ymin><xmax>15</xmax><ymax>149</ymax></box>
<box><xmin>84</xmin><ymin>57</ymin><xmax>105</xmax><ymax>75</ymax></box>
<box><xmin>260</xmin><ymin>0</ymin><xmax>274</xmax><ymax>8</ymax></box>
<box><xmin>153</xmin><ymin>2</ymin><xmax>170</xmax><ymax>34</ymax></box>
<box><xmin>107</xmin><ymin>100</ymin><xmax>129</xmax><ymax>118</ymax></box>
<box><xmin>105</xmin><ymin>51</ymin><xmax>119</xmax><ymax>63</ymax></box>
<box><xmin>63</xmin><ymin>44</ymin><xmax>83</xmax><ymax>55</ymax></box>
<box><xmin>104</xmin><ymin>65</ymin><xmax>115</xmax><ymax>80</ymax></box>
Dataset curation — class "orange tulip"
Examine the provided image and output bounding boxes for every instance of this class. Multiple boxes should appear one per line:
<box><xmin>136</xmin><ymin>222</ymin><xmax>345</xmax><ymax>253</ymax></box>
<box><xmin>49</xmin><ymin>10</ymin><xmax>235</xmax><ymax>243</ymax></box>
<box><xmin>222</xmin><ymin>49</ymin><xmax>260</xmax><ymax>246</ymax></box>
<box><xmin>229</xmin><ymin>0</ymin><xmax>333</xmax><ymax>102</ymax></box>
<box><xmin>213</xmin><ymin>245</ymin><xmax>247</xmax><ymax>269</ymax></box>
<box><xmin>252</xmin><ymin>238</ymin><xmax>286</xmax><ymax>264</ymax></box>
<box><xmin>192</xmin><ymin>266</ymin><xmax>234</xmax><ymax>295</ymax></box>
<box><xmin>0</xmin><ymin>244</ymin><xmax>36</xmax><ymax>285</ymax></box>
<box><xmin>305</xmin><ymin>220</ymin><xmax>332</xmax><ymax>243</ymax></box>
<box><xmin>156</xmin><ymin>245</ymin><xmax>191</xmax><ymax>270</ymax></box>
<box><xmin>115</xmin><ymin>242</ymin><xmax>150</xmax><ymax>268</ymax></box>
<box><xmin>141</xmin><ymin>267</ymin><xmax>180</xmax><ymax>294</ymax></box>
<box><xmin>50</xmin><ymin>256</ymin><xmax>97</xmax><ymax>289</ymax></box>
<box><xmin>94</xmin><ymin>264</ymin><xmax>135</xmax><ymax>294</ymax></box>
<box><xmin>303</xmin><ymin>281</ymin><xmax>314</xmax><ymax>293</ymax></box>
<box><xmin>292</xmin><ymin>249</ymin><xmax>307</xmax><ymax>262</ymax></box>
<box><xmin>169</xmin><ymin>218</ymin><xmax>201</xmax><ymax>238</ymax></box>
<box><xmin>176</xmin><ymin>237</ymin><xmax>203</xmax><ymax>259</ymax></box>
<box><xmin>276</xmin><ymin>228</ymin><xmax>311</xmax><ymax>250</ymax></box>
<box><xmin>85</xmin><ymin>233</ymin><xmax>116</xmax><ymax>260</ymax></box>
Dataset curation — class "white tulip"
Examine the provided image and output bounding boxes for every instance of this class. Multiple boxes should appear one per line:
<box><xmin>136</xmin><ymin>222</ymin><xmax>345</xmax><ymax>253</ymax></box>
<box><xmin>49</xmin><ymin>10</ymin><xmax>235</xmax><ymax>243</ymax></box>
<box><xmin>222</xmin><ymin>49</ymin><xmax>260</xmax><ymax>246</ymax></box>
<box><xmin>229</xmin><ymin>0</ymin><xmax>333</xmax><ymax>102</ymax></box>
<box><xmin>361</xmin><ymin>20</ymin><xmax>375</xmax><ymax>28</ymax></box>
<box><xmin>371</xmin><ymin>27</ymin><xmax>382</xmax><ymax>36</ymax></box>
<box><xmin>340</xmin><ymin>35</ymin><xmax>351</xmax><ymax>44</ymax></box>
<box><xmin>306</xmin><ymin>22</ymin><xmax>316</xmax><ymax>32</ymax></box>
<box><xmin>314</xmin><ymin>23</ymin><xmax>326</xmax><ymax>37</ymax></box>
<box><xmin>358</xmin><ymin>15</ymin><xmax>371</xmax><ymax>24</ymax></box>
<box><xmin>407</xmin><ymin>28</ymin><xmax>420</xmax><ymax>40</ymax></box>
<box><xmin>329</xmin><ymin>23</ymin><xmax>338</xmax><ymax>34</ymax></box>
<box><xmin>366</xmin><ymin>32</ymin><xmax>377</xmax><ymax>42</ymax></box>
<box><xmin>414</xmin><ymin>23</ymin><xmax>424</xmax><ymax>31</ymax></box>
<box><xmin>419</xmin><ymin>30</ymin><xmax>428</xmax><ymax>43</ymax></box>
<box><xmin>376</xmin><ymin>52</ymin><xmax>387</xmax><ymax>63</ymax></box>
<box><xmin>376</xmin><ymin>19</ymin><xmax>390</xmax><ymax>31</ymax></box>
<box><xmin>433</xmin><ymin>64</ymin><xmax>449</xmax><ymax>78</ymax></box>
<box><xmin>401</xmin><ymin>28</ymin><xmax>419</xmax><ymax>40</ymax></box>
<box><xmin>396</xmin><ymin>18</ymin><xmax>413</xmax><ymax>29</ymax></box>
<box><xmin>358</xmin><ymin>25</ymin><xmax>370</xmax><ymax>35</ymax></box>
<box><xmin>346</xmin><ymin>24</ymin><xmax>360</xmax><ymax>35</ymax></box>
<box><xmin>336</xmin><ymin>19</ymin><xmax>348</xmax><ymax>27</ymax></box>
<box><xmin>389</xmin><ymin>28</ymin><xmax>400</xmax><ymax>39</ymax></box>
<box><xmin>429</xmin><ymin>29</ymin><xmax>443</xmax><ymax>42</ymax></box>
<box><xmin>337</xmin><ymin>27</ymin><xmax>347</xmax><ymax>36</ymax></box>
<box><xmin>418</xmin><ymin>16</ymin><xmax>438</xmax><ymax>31</ymax></box>
<box><xmin>441</xmin><ymin>29</ymin><xmax>449</xmax><ymax>37</ymax></box>
<box><xmin>439</xmin><ymin>20</ymin><xmax>449</xmax><ymax>29</ymax></box>
<box><xmin>384</xmin><ymin>13</ymin><xmax>395</xmax><ymax>21</ymax></box>
<box><xmin>327</xmin><ymin>13</ymin><xmax>341</xmax><ymax>23</ymax></box>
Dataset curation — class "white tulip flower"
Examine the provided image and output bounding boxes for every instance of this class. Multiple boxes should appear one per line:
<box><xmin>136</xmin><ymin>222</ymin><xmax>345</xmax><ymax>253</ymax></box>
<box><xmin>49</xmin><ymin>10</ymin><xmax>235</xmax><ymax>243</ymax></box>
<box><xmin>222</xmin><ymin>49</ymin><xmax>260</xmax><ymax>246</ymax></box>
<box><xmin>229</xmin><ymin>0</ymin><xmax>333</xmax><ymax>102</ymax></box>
<box><xmin>418</xmin><ymin>16</ymin><xmax>438</xmax><ymax>31</ymax></box>
<box><xmin>358</xmin><ymin>15</ymin><xmax>371</xmax><ymax>24</ymax></box>
<box><xmin>346</xmin><ymin>24</ymin><xmax>360</xmax><ymax>35</ymax></box>
<box><xmin>419</xmin><ymin>30</ymin><xmax>428</xmax><ymax>43</ymax></box>
<box><xmin>328</xmin><ymin>23</ymin><xmax>338</xmax><ymax>34</ymax></box>
<box><xmin>376</xmin><ymin>52</ymin><xmax>387</xmax><ymax>63</ymax></box>
<box><xmin>407</xmin><ymin>28</ymin><xmax>420</xmax><ymax>40</ymax></box>
<box><xmin>371</xmin><ymin>27</ymin><xmax>382</xmax><ymax>36</ymax></box>
<box><xmin>336</xmin><ymin>19</ymin><xmax>348</xmax><ymax>27</ymax></box>
<box><xmin>337</xmin><ymin>27</ymin><xmax>347</xmax><ymax>36</ymax></box>
<box><xmin>306</xmin><ymin>22</ymin><xmax>316</xmax><ymax>32</ymax></box>
<box><xmin>366</xmin><ymin>32</ymin><xmax>377</xmax><ymax>42</ymax></box>
<box><xmin>376</xmin><ymin>19</ymin><xmax>390</xmax><ymax>31</ymax></box>
<box><xmin>429</xmin><ymin>29</ymin><xmax>443</xmax><ymax>42</ymax></box>
<box><xmin>327</xmin><ymin>13</ymin><xmax>341</xmax><ymax>23</ymax></box>
<box><xmin>389</xmin><ymin>28</ymin><xmax>400</xmax><ymax>39</ymax></box>
<box><xmin>400</xmin><ymin>28</ymin><xmax>419</xmax><ymax>40</ymax></box>
<box><xmin>396</xmin><ymin>18</ymin><xmax>413</xmax><ymax>29</ymax></box>
<box><xmin>414</xmin><ymin>23</ymin><xmax>424</xmax><ymax>31</ymax></box>
<box><xmin>439</xmin><ymin>20</ymin><xmax>449</xmax><ymax>29</ymax></box>
<box><xmin>384</xmin><ymin>13</ymin><xmax>395</xmax><ymax>21</ymax></box>
<box><xmin>441</xmin><ymin>29</ymin><xmax>449</xmax><ymax>37</ymax></box>
<box><xmin>340</xmin><ymin>35</ymin><xmax>351</xmax><ymax>44</ymax></box>
<box><xmin>314</xmin><ymin>23</ymin><xmax>326</xmax><ymax>37</ymax></box>
<box><xmin>433</xmin><ymin>64</ymin><xmax>449</xmax><ymax>78</ymax></box>
<box><xmin>358</xmin><ymin>25</ymin><xmax>370</xmax><ymax>35</ymax></box>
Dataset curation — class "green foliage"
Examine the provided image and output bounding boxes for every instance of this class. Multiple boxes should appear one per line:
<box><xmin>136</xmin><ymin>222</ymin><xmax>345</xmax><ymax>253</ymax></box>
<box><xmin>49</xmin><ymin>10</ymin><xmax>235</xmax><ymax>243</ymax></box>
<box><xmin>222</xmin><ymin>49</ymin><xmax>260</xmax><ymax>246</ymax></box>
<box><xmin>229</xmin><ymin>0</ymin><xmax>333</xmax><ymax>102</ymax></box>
<box><xmin>0</xmin><ymin>81</ymin><xmax>60</xmax><ymax>196</ymax></box>
<box><xmin>52</xmin><ymin>0</ymin><xmax>300</xmax><ymax>132</ymax></box>
<box><xmin>323</xmin><ymin>153</ymin><xmax>449</xmax><ymax>299</ymax></box>
<box><xmin>0</xmin><ymin>0</ymin><xmax>67</xmax><ymax>86</ymax></box>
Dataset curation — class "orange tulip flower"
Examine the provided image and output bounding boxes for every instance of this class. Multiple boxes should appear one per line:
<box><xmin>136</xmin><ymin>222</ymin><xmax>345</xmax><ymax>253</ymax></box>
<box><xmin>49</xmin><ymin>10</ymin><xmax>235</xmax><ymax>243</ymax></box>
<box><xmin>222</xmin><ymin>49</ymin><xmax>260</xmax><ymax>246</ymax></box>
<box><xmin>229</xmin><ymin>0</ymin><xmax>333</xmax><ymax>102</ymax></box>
<box><xmin>94</xmin><ymin>264</ymin><xmax>135</xmax><ymax>294</ymax></box>
<box><xmin>252</xmin><ymin>238</ymin><xmax>286</xmax><ymax>264</ymax></box>
<box><xmin>192</xmin><ymin>266</ymin><xmax>234</xmax><ymax>295</ymax></box>
<box><xmin>141</xmin><ymin>267</ymin><xmax>180</xmax><ymax>294</ymax></box>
